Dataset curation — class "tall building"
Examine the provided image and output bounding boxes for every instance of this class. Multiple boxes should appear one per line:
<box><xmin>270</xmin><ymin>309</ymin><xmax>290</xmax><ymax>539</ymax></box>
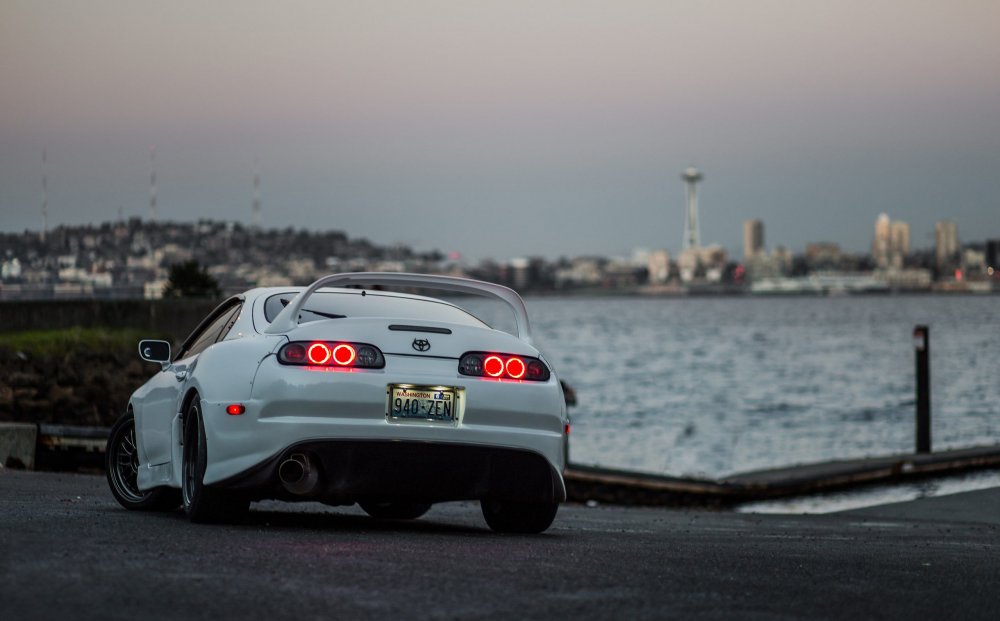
<box><xmin>682</xmin><ymin>167</ymin><xmax>702</xmax><ymax>250</ymax></box>
<box><xmin>890</xmin><ymin>220</ymin><xmax>910</xmax><ymax>268</ymax></box>
<box><xmin>743</xmin><ymin>219</ymin><xmax>764</xmax><ymax>261</ymax></box>
<box><xmin>872</xmin><ymin>213</ymin><xmax>891</xmax><ymax>268</ymax></box>
<box><xmin>935</xmin><ymin>220</ymin><xmax>959</xmax><ymax>270</ymax></box>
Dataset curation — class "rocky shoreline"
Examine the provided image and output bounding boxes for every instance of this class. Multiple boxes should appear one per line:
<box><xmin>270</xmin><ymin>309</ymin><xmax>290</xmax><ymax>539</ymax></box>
<box><xmin>0</xmin><ymin>345</ymin><xmax>158</xmax><ymax>427</ymax></box>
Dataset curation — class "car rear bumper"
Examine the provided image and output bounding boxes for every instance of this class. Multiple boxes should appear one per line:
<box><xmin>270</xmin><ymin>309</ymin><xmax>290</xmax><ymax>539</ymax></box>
<box><xmin>195</xmin><ymin>354</ymin><xmax>568</xmax><ymax>501</ymax></box>
<box><xmin>214</xmin><ymin>439</ymin><xmax>566</xmax><ymax>504</ymax></box>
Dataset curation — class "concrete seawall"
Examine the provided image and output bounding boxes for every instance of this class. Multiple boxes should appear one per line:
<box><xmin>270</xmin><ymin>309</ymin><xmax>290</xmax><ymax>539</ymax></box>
<box><xmin>0</xmin><ymin>298</ymin><xmax>220</xmax><ymax>337</ymax></box>
<box><xmin>566</xmin><ymin>445</ymin><xmax>1000</xmax><ymax>506</ymax></box>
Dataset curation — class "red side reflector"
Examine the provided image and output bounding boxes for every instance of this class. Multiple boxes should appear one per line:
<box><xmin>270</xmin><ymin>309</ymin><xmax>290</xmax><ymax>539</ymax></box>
<box><xmin>565</xmin><ymin>423</ymin><xmax>571</xmax><ymax>435</ymax></box>
<box><xmin>226</xmin><ymin>404</ymin><xmax>245</xmax><ymax>416</ymax></box>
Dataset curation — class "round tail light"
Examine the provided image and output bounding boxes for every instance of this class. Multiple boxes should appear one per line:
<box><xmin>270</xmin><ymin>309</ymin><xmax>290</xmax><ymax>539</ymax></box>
<box><xmin>483</xmin><ymin>355</ymin><xmax>505</xmax><ymax>377</ymax></box>
<box><xmin>332</xmin><ymin>343</ymin><xmax>356</xmax><ymax>366</ymax></box>
<box><xmin>505</xmin><ymin>357</ymin><xmax>526</xmax><ymax>379</ymax></box>
<box><xmin>306</xmin><ymin>342</ymin><xmax>332</xmax><ymax>365</ymax></box>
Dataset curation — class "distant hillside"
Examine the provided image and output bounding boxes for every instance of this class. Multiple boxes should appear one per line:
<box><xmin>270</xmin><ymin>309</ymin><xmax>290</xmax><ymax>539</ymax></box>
<box><xmin>0</xmin><ymin>219</ymin><xmax>445</xmax><ymax>292</ymax></box>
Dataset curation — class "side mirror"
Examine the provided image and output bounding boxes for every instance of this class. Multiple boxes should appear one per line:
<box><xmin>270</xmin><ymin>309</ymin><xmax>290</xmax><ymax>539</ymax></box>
<box><xmin>138</xmin><ymin>340</ymin><xmax>171</xmax><ymax>369</ymax></box>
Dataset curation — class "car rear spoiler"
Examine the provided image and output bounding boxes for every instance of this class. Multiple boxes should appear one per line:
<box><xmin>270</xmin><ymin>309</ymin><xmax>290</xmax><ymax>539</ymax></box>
<box><xmin>263</xmin><ymin>272</ymin><xmax>533</xmax><ymax>343</ymax></box>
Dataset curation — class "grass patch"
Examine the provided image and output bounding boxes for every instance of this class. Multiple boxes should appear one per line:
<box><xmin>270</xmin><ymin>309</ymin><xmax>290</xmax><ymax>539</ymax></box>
<box><xmin>0</xmin><ymin>328</ymin><xmax>164</xmax><ymax>356</ymax></box>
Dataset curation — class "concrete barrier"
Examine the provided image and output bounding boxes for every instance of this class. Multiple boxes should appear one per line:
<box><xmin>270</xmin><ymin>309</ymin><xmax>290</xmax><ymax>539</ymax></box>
<box><xmin>0</xmin><ymin>422</ymin><xmax>38</xmax><ymax>469</ymax></box>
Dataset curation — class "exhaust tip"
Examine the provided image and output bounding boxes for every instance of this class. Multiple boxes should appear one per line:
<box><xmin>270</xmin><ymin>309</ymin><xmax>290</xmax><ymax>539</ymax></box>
<box><xmin>278</xmin><ymin>457</ymin><xmax>305</xmax><ymax>485</ymax></box>
<box><xmin>278</xmin><ymin>453</ymin><xmax>320</xmax><ymax>495</ymax></box>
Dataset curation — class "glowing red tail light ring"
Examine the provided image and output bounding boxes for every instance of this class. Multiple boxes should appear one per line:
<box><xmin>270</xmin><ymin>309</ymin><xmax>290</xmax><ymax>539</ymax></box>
<box><xmin>505</xmin><ymin>357</ymin><xmax>526</xmax><ymax>379</ymax></box>
<box><xmin>483</xmin><ymin>355</ymin><xmax>505</xmax><ymax>377</ymax></box>
<box><xmin>332</xmin><ymin>343</ymin><xmax>357</xmax><ymax>366</ymax></box>
<box><xmin>278</xmin><ymin>341</ymin><xmax>384</xmax><ymax>368</ymax></box>
<box><xmin>458</xmin><ymin>351</ymin><xmax>551</xmax><ymax>381</ymax></box>
<box><xmin>307</xmin><ymin>342</ymin><xmax>332</xmax><ymax>365</ymax></box>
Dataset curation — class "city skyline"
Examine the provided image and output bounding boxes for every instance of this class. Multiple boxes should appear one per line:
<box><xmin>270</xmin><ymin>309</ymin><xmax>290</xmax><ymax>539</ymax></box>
<box><xmin>2</xmin><ymin>1</ymin><xmax>999</xmax><ymax>261</ymax></box>
<box><xmin>4</xmin><ymin>209</ymin><xmax>989</xmax><ymax>268</ymax></box>
<box><xmin>3</xmin><ymin>147</ymin><xmax>995</xmax><ymax>263</ymax></box>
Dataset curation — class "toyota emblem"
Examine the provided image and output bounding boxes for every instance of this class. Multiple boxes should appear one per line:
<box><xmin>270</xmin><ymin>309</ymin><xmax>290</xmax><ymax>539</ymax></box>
<box><xmin>412</xmin><ymin>339</ymin><xmax>431</xmax><ymax>352</ymax></box>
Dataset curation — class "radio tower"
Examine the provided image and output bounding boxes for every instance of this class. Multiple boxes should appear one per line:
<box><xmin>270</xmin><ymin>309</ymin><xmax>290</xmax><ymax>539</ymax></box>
<box><xmin>149</xmin><ymin>146</ymin><xmax>158</xmax><ymax>221</ymax></box>
<box><xmin>682</xmin><ymin>166</ymin><xmax>703</xmax><ymax>250</ymax></box>
<box><xmin>41</xmin><ymin>149</ymin><xmax>49</xmax><ymax>243</ymax></box>
<box><xmin>252</xmin><ymin>156</ymin><xmax>261</xmax><ymax>228</ymax></box>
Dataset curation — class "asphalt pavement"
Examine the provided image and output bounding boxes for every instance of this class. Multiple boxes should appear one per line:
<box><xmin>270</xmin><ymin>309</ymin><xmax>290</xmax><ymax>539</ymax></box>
<box><xmin>1</xmin><ymin>470</ymin><xmax>998</xmax><ymax>620</ymax></box>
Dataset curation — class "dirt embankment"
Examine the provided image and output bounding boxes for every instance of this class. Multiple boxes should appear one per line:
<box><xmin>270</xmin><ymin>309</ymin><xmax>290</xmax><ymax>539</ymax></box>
<box><xmin>0</xmin><ymin>346</ymin><xmax>162</xmax><ymax>427</ymax></box>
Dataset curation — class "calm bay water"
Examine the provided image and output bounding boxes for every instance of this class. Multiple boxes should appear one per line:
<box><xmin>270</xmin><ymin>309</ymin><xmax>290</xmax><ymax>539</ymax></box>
<box><xmin>476</xmin><ymin>295</ymin><xmax>999</xmax><ymax>478</ymax></box>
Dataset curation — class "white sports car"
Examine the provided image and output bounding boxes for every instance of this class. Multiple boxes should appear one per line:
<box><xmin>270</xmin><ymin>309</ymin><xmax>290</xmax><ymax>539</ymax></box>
<box><xmin>106</xmin><ymin>272</ymin><xmax>568</xmax><ymax>533</ymax></box>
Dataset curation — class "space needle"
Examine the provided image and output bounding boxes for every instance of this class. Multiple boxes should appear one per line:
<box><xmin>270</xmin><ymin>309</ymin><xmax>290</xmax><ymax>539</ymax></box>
<box><xmin>682</xmin><ymin>166</ymin><xmax>703</xmax><ymax>249</ymax></box>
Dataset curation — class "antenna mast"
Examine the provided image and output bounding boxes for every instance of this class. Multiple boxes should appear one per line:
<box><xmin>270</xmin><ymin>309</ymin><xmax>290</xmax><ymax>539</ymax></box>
<box><xmin>41</xmin><ymin>149</ymin><xmax>48</xmax><ymax>242</ymax></box>
<box><xmin>149</xmin><ymin>146</ymin><xmax>157</xmax><ymax>221</ymax></box>
<box><xmin>252</xmin><ymin>156</ymin><xmax>261</xmax><ymax>228</ymax></box>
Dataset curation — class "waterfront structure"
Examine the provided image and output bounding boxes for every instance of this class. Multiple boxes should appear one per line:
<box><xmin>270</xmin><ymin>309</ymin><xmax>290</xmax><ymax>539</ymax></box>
<box><xmin>963</xmin><ymin>248</ymin><xmax>987</xmax><ymax>278</ymax></box>
<box><xmin>872</xmin><ymin>213</ymin><xmax>891</xmax><ymax>268</ymax></box>
<box><xmin>678</xmin><ymin>245</ymin><xmax>726</xmax><ymax>283</ymax></box>
<box><xmin>508</xmin><ymin>257</ymin><xmax>531</xmax><ymax>290</ymax></box>
<box><xmin>647</xmin><ymin>250</ymin><xmax>670</xmax><ymax>284</ymax></box>
<box><xmin>743</xmin><ymin>219</ymin><xmax>764</xmax><ymax>261</ymax></box>
<box><xmin>554</xmin><ymin>257</ymin><xmax>603</xmax><ymax>288</ymax></box>
<box><xmin>935</xmin><ymin>220</ymin><xmax>959</xmax><ymax>271</ymax></box>
<box><xmin>682</xmin><ymin>167</ymin><xmax>703</xmax><ymax>250</ymax></box>
<box><xmin>772</xmin><ymin>246</ymin><xmax>793</xmax><ymax>272</ymax></box>
<box><xmin>745</xmin><ymin>251</ymin><xmax>784</xmax><ymax>281</ymax></box>
<box><xmin>805</xmin><ymin>243</ymin><xmax>841</xmax><ymax>269</ymax></box>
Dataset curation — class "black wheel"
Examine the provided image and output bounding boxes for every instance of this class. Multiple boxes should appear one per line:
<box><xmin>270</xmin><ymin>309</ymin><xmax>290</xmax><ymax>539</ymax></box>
<box><xmin>359</xmin><ymin>500</ymin><xmax>432</xmax><ymax>520</ymax></box>
<box><xmin>182</xmin><ymin>398</ymin><xmax>249</xmax><ymax>524</ymax></box>
<box><xmin>481</xmin><ymin>499</ymin><xmax>558</xmax><ymax>534</ymax></box>
<box><xmin>105</xmin><ymin>411</ymin><xmax>181</xmax><ymax>511</ymax></box>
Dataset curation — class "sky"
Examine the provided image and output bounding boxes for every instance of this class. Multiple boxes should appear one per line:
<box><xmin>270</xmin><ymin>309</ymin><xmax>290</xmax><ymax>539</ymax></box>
<box><xmin>1</xmin><ymin>0</ymin><xmax>998</xmax><ymax>261</ymax></box>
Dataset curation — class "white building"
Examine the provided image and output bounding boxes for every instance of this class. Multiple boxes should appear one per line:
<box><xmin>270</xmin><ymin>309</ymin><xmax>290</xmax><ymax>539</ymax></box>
<box><xmin>647</xmin><ymin>250</ymin><xmax>670</xmax><ymax>284</ymax></box>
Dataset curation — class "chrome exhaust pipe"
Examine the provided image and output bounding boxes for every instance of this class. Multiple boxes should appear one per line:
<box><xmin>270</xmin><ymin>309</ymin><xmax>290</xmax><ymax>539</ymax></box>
<box><xmin>278</xmin><ymin>453</ymin><xmax>320</xmax><ymax>495</ymax></box>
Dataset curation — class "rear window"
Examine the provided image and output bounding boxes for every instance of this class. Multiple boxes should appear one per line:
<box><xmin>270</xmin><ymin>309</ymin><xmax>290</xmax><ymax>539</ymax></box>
<box><xmin>264</xmin><ymin>290</ymin><xmax>490</xmax><ymax>328</ymax></box>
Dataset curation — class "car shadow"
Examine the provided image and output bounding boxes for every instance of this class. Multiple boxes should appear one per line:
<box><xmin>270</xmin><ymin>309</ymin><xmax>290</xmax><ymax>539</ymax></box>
<box><xmin>242</xmin><ymin>507</ymin><xmax>491</xmax><ymax>536</ymax></box>
<box><xmin>102</xmin><ymin>503</ymin><xmax>565</xmax><ymax>538</ymax></box>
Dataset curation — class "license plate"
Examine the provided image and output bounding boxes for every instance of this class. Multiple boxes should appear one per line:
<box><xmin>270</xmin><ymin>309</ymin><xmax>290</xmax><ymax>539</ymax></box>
<box><xmin>387</xmin><ymin>385</ymin><xmax>457</xmax><ymax>423</ymax></box>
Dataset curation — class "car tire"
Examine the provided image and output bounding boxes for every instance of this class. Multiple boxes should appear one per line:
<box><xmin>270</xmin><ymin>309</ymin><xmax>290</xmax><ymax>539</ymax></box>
<box><xmin>106</xmin><ymin>411</ymin><xmax>181</xmax><ymax>511</ymax></box>
<box><xmin>481</xmin><ymin>498</ymin><xmax>558</xmax><ymax>534</ymax></box>
<box><xmin>359</xmin><ymin>500</ymin><xmax>432</xmax><ymax>520</ymax></box>
<box><xmin>182</xmin><ymin>398</ymin><xmax>249</xmax><ymax>524</ymax></box>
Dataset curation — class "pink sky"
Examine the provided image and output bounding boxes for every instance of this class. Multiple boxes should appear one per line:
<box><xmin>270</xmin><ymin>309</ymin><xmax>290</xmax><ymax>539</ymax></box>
<box><xmin>2</xmin><ymin>0</ymin><xmax>999</xmax><ymax>259</ymax></box>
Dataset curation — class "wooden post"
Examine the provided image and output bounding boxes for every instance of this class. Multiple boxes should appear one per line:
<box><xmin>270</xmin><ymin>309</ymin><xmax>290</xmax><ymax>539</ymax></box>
<box><xmin>914</xmin><ymin>325</ymin><xmax>931</xmax><ymax>454</ymax></box>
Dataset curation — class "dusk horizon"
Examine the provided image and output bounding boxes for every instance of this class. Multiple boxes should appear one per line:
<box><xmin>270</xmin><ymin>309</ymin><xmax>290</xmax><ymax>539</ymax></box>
<box><xmin>2</xmin><ymin>0</ymin><xmax>998</xmax><ymax>261</ymax></box>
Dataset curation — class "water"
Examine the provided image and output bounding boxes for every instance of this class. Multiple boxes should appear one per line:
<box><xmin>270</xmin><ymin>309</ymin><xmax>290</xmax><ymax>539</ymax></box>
<box><xmin>463</xmin><ymin>295</ymin><xmax>1000</xmax><ymax>478</ymax></box>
